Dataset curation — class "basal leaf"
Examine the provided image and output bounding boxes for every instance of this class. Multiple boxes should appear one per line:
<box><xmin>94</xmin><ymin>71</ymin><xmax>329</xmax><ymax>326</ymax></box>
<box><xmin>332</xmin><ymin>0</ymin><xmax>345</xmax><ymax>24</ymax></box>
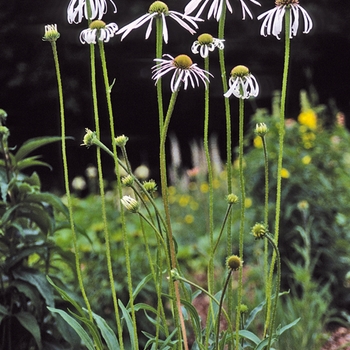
<box><xmin>15</xmin><ymin>311</ymin><xmax>42</xmax><ymax>350</ymax></box>
<box><xmin>48</xmin><ymin>307</ymin><xmax>95</xmax><ymax>350</ymax></box>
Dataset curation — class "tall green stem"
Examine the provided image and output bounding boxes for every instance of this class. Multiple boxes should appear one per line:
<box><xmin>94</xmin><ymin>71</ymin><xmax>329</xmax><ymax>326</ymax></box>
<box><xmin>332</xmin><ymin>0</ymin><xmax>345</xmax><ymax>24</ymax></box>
<box><xmin>215</xmin><ymin>270</ymin><xmax>233</xmax><ymax>350</ymax></box>
<box><xmin>266</xmin><ymin>6</ymin><xmax>291</xmax><ymax>339</ymax></box>
<box><xmin>235</xmin><ymin>98</ymin><xmax>245</xmax><ymax>349</ymax></box>
<box><xmin>218</xmin><ymin>2</ymin><xmax>234</xmax><ymax>323</ymax></box>
<box><xmin>97</xmin><ymin>40</ymin><xmax>130</xmax><ymax>348</ymax></box>
<box><xmin>203</xmin><ymin>55</ymin><xmax>216</xmax><ymax>334</ymax></box>
<box><xmin>159</xmin><ymin>90</ymin><xmax>188</xmax><ymax>349</ymax></box>
<box><xmin>49</xmin><ymin>40</ymin><xmax>93</xmax><ymax>319</ymax></box>
<box><xmin>156</xmin><ymin>17</ymin><xmax>164</xmax><ymax>132</ymax></box>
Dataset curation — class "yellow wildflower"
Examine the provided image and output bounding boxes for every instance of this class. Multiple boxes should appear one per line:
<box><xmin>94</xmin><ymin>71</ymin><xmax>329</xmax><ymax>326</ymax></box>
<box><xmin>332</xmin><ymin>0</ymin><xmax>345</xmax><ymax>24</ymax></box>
<box><xmin>298</xmin><ymin>109</ymin><xmax>317</xmax><ymax>130</ymax></box>
<box><xmin>281</xmin><ymin>168</ymin><xmax>290</xmax><ymax>178</ymax></box>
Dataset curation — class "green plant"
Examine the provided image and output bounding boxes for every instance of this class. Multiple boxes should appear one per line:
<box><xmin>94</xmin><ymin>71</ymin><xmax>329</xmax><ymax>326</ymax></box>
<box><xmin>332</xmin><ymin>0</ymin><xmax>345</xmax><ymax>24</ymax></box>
<box><xmin>242</xmin><ymin>90</ymin><xmax>350</xmax><ymax>321</ymax></box>
<box><xmin>0</xmin><ymin>115</ymin><xmax>78</xmax><ymax>349</ymax></box>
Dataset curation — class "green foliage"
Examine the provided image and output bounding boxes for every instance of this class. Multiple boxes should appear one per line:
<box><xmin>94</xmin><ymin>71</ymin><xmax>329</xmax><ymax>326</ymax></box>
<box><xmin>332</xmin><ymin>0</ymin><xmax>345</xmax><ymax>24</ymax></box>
<box><xmin>0</xmin><ymin>125</ymin><xmax>77</xmax><ymax>349</ymax></box>
<box><xmin>242</xmin><ymin>91</ymin><xmax>350</xmax><ymax>323</ymax></box>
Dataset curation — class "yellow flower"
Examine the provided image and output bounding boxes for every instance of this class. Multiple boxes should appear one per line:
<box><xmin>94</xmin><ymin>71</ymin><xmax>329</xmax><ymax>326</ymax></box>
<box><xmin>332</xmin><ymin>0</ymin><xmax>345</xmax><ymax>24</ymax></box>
<box><xmin>245</xmin><ymin>197</ymin><xmax>252</xmax><ymax>208</ymax></box>
<box><xmin>200</xmin><ymin>182</ymin><xmax>209</xmax><ymax>193</ymax></box>
<box><xmin>179</xmin><ymin>194</ymin><xmax>190</xmax><ymax>207</ymax></box>
<box><xmin>253</xmin><ymin>136</ymin><xmax>263</xmax><ymax>148</ymax></box>
<box><xmin>302</xmin><ymin>155</ymin><xmax>311</xmax><ymax>165</ymax></box>
<box><xmin>184</xmin><ymin>214</ymin><xmax>194</xmax><ymax>224</ymax></box>
<box><xmin>281</xmin><ymin>168</ymin><xmax>290</xmax><ymax>178</ymax></box>
<box><xmin>298</xmin><ymin>109</ymin><xmax>317</xmax><ymax>130</ymax></box>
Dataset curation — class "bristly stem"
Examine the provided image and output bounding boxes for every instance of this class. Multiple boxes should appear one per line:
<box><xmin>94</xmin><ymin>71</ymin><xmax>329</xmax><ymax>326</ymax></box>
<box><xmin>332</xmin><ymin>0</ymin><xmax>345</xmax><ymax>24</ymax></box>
<box><xmin>97</xmin><ymin>40</ymin><xmax>132</xmax><ymax>349</ymax></box>
<box><xmin>236</xmin><ymin>97</ymin><xmax>246</xmax><ymax>350</ymax></box>
<box><xmin>156</xmin><ymin>17</ymin><xmax>164</xmax><ymax>132</ymax></box>
<box><xmin>265</xmin><ymin>233</ymin><xmax>281</xmax><ymax>350</ymax></box>
<box><xmin>49</xmin><ymin>40</ymin><xmax>93</xmax><ymax>321</ymax></box>
<box><xmin>265</xmin><ymin>5</ymin><xmax>291</xmax><ymax>339</ymax></box>
<box><xmin>159</xmin><ymin>89</ymin><xmax>188</xmax><ymax>349</ymax></box>
<box><xmin>215</xmin><ymin>269</ymin><xmax>233</xmax><ymax>350</ymax></box>
<box><xmin>218</xmin><ymin>0</ymin><xmax>234</xmax><ymax>330</ymax></box>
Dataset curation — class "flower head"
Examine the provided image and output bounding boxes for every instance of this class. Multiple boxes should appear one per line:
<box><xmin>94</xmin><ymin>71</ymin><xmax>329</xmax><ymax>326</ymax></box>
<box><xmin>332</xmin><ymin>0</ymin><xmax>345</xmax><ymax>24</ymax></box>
<box><xmin>80</xmin><ymin>20</ymin><xmax>118</xmax><ymax>44</ymax></box>
<box><xmin>226</xmin><ymin>255</ymin><xmax>243</xmax><ymax>270</ymax></box>
<box><xmin>67</xmin><ymin>0</ymin><xmax>117</xmax><ymax>24</ymax></box>
<box><xmin>121</xmin><ymin>195</ymin><xmax>140</xmax><ymax>213</ymax></box>
<box><xmin>191</xmin><ymin>33</ymin><xmax>225</xmax><ymax>58</ymax></box>
<box><xmin>258</xmin><ymin>0</ymin><xmax>313</xmax><ymax>39</ymax></box>
<box><xmin>117</xmin><ymin>1</ymin><xmax>202</xmax><ymax>44</ymax></box>
<box><xmin>152</xmin><ymin>54</ymin><xmax>212</xmax><ymax>92</ymax></box>
<box><xmin>42</xmin><ymin>24</ymin><xmax>60</xmax><ymax>42</ymax></box>
<box><xmin>185</xmin><ymin>0</ymin><xmax>261</xmax><ymax>21</ymax></box>
<box><xmin>224</xmin><ymin>65</ymin><xmax>259</xmax><ymax>99</ymax></box>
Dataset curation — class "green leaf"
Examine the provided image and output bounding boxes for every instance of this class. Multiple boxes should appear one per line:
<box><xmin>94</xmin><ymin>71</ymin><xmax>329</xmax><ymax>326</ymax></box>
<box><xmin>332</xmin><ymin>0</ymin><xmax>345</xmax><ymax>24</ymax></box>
<box><xmin>16</xmin><ymin>157</ymin><xmax>53</xmax><ymax>171</ymax></box>
<box><xmin>14</xmin><ymin>311</ymin><xmax>42</xmax><ymax>350</ymax></box>
<box><xmin>47</xmin><ymin>276</ymin><xmax>84</xmax><ymax>317</ymax></box>
<box><xmin>3</xmin><ymin>246</ymin><xmax>41</xmax><ymax>272</ymax></box>
<box><xmin>276</xmin><ymin>317</ymin><xmax>301</xmax><ymax>336</ymax></box>
<box><xmin>13</xmin><ymin>268</ymin><xmax>54</xmax><ymax>307</ymax></box>
<box><xmin>10</xmin><ymin>280</ymin><xmax>42</xmax><ymax>310</ymax></box>
<box><xmin>25</xmin><ymin>192</ymin><xmax>69</xmax><ymax>217</ymax></box>
<box><xmin>48</xmin><ymin>307</ymin><xmax>95</xmax><ymax>350</ymax></box>
<box><xmin>180</xmin><ymin>298</ymin><xmax>201</xmax><ymax>337</ymax></box>
<box><xmin>238</xmin><ymin>329</ymin><xmax>261</xmax><ymax>345</ymax></box>
<box><xmin>126</xmin><ymin>273</ymin><xmax>153</xmax><ymax>310</ymax></box>
<box><xmin>1</xmin><ymin>202</ymin><xmax>54</xmax><ymax>235</ymax></box>
<box><xmin>14</xmin><ymin>136</ymin><xmax>64</xmax><ymax>162</ymax></box>
<box><xmin>118</xmin><ymin>299</ymin><xmax>137</xmax><ymax>349</ymax></box>
<box><xmin>86</xmin><ymin>308</ymin><xmax>120</xmax><ymax>350</ymax></box>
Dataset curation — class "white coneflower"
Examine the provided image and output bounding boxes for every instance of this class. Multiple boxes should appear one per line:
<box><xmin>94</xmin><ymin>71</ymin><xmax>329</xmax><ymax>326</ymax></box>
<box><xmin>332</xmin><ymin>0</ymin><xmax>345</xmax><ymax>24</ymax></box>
<box><xmin>224</xmin><ymin>65</ymin><xmax>259</xmax><ymax>99</ymax></box>
<box><xmin>152</xmin><ymin>54</ymin><xmax>212</xmax><ymax>92</ymax></box>
<box><xmin>184</xmin><ymin>0</ymin><xmax>261</xmax><ymax>21</ymax></box>
<box><xmin>80</xmin><ymin>20</ymin><xmax>118</xmax><ymax>44</ymax></box>
<box><xmin>191</xmin><ymin>33</ymin><xmax>225</xmax><ymax>58</ymax></box>
<box><xmin>258</xmin><ymin>0</ymin><xmax>313</xmax><ymax>39</ymax></box>
<box><xmin>117</xmin><ymin>1</ymin><xmax>202</xmax><ymax>44</ymax></box>
<box><xmin>67</xmin><ymin>0</ymin><xmax>117</xmax><ymax>24</ymax></box>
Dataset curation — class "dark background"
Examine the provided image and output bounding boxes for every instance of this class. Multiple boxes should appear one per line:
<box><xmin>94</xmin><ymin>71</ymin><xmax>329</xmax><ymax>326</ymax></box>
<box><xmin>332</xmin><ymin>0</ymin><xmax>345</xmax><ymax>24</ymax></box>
<box><xmin>1</xmin><ymin>0</ymin><xmax>349</xmax><ymax>191</ymax></box>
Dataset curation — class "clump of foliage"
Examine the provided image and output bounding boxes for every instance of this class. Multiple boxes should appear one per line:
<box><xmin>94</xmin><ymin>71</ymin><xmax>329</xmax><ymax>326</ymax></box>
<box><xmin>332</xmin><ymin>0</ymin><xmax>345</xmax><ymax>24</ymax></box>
<box><xmin>0</xmin><ymin>111</ymin><xmax>78</xmax><ymax>349</ymax></box>
<box><xmin>242</xmin><ymin>90</ymin><xmax>350</xmax><ymax>320</ymax></box>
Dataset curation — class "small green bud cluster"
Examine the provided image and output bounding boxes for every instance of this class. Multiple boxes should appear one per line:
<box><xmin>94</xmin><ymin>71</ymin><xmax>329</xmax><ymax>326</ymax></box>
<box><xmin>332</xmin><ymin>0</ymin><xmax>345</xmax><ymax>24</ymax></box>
<box><xmin>115</xmin><ymin>134</ymin><xmax>129</xmax><ymax>147</ymax></box>
<box><xmin>226</xmin><ymin>255</ymin><xmax>243</xmax><ymax>271</ymax></box>
<box><xmin>81</xmin><ymin>128</ymin><xmax>96</xmax><ymax>148</ymax></box>
<box><xmin>255</xmin><ymin>123</ymin><xmax>268</xmax><ymax>137</ymax></box>
<box><xmin>251</xmin><ymin>222</ymin><xmax>267</xmax><ymax>240</ymax></box>
<box><xmin>122</xmin><ymin>175</ymin><xmax>134</xmax><ymax>187</ymax></box>
<box><xmin>227</xmin><ymin>193</ymin><xmax>239</xmax><ymax>204</ymax></box>
<box><xmin>143</xmin><ymin>179</ymin><xmax>157</xmax><ymax>193</ymax></box>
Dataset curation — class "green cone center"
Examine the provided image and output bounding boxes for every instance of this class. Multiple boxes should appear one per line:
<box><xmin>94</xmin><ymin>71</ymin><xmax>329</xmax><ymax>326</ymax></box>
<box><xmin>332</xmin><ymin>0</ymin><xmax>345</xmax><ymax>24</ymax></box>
<box><xmin>149</xmin><ymin>1</ymin><xmax>169</xmax><ymax>14</ymax></box>
<box><xmin>174</xmin><ymin>55</ymin><xmax>193</xmax><ymax>69</ymax></box>
<box><xmin>198</xmin><ymin>33</ymin><xmax>214</xmax><ymax>45</ymax></box>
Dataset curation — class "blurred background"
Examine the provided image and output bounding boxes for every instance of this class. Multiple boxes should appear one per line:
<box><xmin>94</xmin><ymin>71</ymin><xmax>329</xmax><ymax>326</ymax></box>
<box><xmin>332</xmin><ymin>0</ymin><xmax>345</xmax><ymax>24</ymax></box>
<box><xmin>1</xmin><ymin>0</ymin><xmax>349</xmax><ymax>191</ymax></box>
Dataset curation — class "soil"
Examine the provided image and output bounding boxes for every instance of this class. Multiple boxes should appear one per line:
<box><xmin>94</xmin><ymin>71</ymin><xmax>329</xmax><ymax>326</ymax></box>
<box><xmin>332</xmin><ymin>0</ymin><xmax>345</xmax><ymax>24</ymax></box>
<box><xmin>321</xmin><ymin>327</ymin><xmax>350</xmax><ymax>350</ymax></box>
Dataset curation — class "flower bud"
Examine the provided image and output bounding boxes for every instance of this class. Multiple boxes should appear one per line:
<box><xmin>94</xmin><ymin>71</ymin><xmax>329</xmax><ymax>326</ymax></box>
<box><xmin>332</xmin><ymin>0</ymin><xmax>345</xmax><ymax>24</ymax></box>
<box><xmin>251</xmin><ymin>222</ymin><xmax>267</xmax><ymax>240</ymax></box>
<box><xmin>143</xmin><ymin>179</ymin><xmax>157</xmax><ymax>193</ymax></box>
<box><xmin>81</xmin><ymin>128</ymin><xmax>96</xmax><ymax>148</ymax></box>
<box><xmin>115</xmin><ymin>135</ymin><xmax>129</xmax><ymax>147</ymax></box>
<box><xmin>43</xmin><ymin>24</ymin><xmax>60</xmax><ymax>42</ymax></box>
<box><xmin>255</xmin><ymin>123</ymin><xmax>268</xmax><ymax>137</ymax></box>
<box><xmin>227</xmin><ymin>193</ymin><xmax>239</xmax><ymax>204</ymax></box>
<box><xmin>122</xmin><ymin>175</ymin><xmax>134</xmax><ymax>187</ymax></box>
<box><xmin>121</xmin><ymin>195</ymin><xmax>139</xmax><ymax>213</ymax></box>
